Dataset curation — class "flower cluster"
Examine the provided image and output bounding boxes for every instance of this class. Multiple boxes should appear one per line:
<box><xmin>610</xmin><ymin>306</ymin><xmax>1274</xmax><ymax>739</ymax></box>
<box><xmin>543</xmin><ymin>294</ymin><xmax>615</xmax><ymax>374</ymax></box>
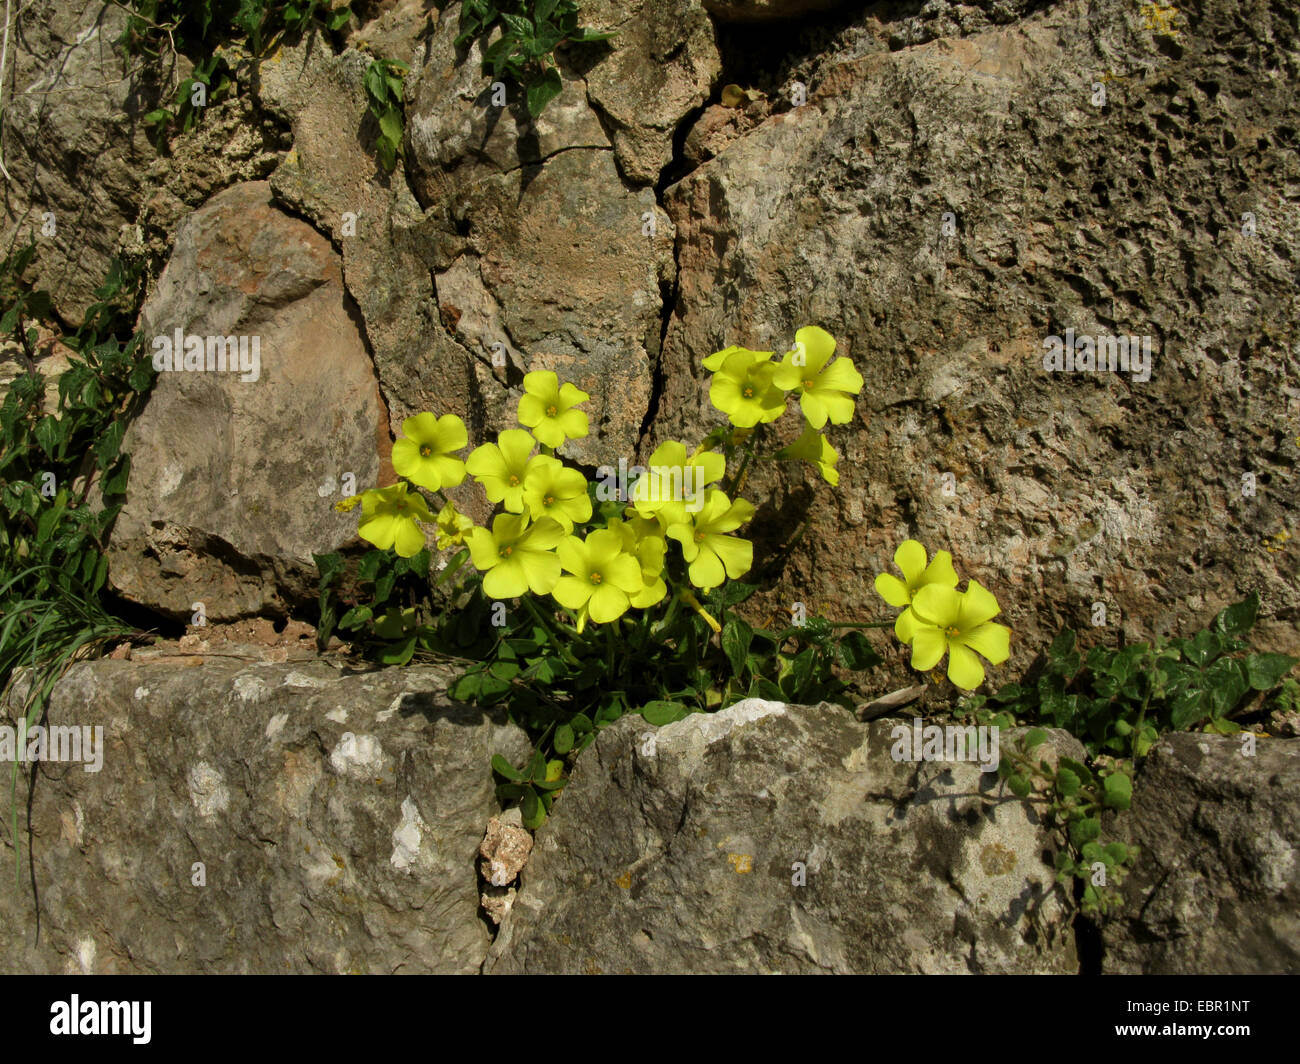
<box><xmin>341</xmin><ymin>327</ymin><xmax>863</xmax><ymax>637</ymax></box>
<box><xmin>873</xmin><ymin>540</ymin><xmax>1011</xmax><ymax>690</ymax></box>
<box><xmin>707</xmin><ymin>325</ymin><xmax>864</xmax><ymax>486</ymax></box>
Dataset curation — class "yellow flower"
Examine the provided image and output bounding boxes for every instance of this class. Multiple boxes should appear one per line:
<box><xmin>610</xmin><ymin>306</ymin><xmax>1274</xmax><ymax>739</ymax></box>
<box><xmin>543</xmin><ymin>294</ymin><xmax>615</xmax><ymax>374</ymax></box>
<box><xmin>466</xmin><ymin>428</ymin><xmax>536</xmax><ymax>513</ymax></box>
<box><xmin>772</xmin><ymin>326</ymin><xmax>863</xmax><ymax>429</ymax></box>
<box><xmin>391</xmin><ymin>412</ymin><xmax>468</xmax><ymax>492</ymax></box>
<box><xmin>552</xmin><ymin>529</ymin><xmax>645</xmax><ymax>632</ymax></box>
<box><xmin>630</xmin><ymin>440</ymin><xmax>725</xmax><ymax>518</ymax></box>
<box><xmin>707</xmin><ymin>348</ymin><xmax>787</xmax><ymax>428</ymax></box>
<box><xmin>357</xmin><ymin>483</ymin><xmax>433</xmax><ymax>557</ymax></box>
<box><xmin>776</xmin><ymin>422</ymin><xmax>840</xmax><ymax>486</ymax></box>
<box><xmin>906</xmin><ymin>580</ymin><xmax>1011</xmax><ymax>691</ymax></box>
<box><xmin>522</xmin><ymin>455</ymin><xmax>592</xmax><ymax>532</ymax></box>
<box><xmin>702</xmin><ymin>344</ymin><xmax>766</xmax><ymax>372</ymax></box>
<box><xmin>608</xmin><ymin>517</ymin><xmax>667</xmax><ymax>608</ymax></box>
<box><xmin>665</xmin><ymin>489</ymin><xmax>755</xmax><ymax>590</ymax></box>
<box><xmin>516</xmin><ymin>371</ymin><xmax>590</xmax><ymax>449</ymax></box>
<box><xmin>466</xmin><ymin>513</ymin><xmax>565</xmax><ymax>598</ymax></box>
<box><xmin>874</xmin><ymin>540</ymin><xmax>959</xmax><ymax>645</ymax></box>
<box><xmin>434</xmin><ymin>501</ymin><xmax>474</xmax><ymax>550</ymax></box>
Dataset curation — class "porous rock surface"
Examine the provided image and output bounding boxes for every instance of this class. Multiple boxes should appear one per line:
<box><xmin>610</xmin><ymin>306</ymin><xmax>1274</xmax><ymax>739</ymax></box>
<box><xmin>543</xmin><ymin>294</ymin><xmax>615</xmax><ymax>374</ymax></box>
<box><xmin>0</xmin><ymin>656</ymin><xmax>530</xmax><ymax>974</ymax></box>
<box><xmin>487</xmin><ymin>700</ymin><xmax>1083</xmax><ymax>974</ymax></box>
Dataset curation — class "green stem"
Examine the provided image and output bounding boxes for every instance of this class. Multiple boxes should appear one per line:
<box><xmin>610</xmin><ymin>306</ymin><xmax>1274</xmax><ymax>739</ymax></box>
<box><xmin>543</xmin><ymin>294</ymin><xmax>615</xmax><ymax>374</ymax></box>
<box><xmin>520</xmin><ymin>596</ymin><xmax>582</xmax><ymax>668</ymax></box>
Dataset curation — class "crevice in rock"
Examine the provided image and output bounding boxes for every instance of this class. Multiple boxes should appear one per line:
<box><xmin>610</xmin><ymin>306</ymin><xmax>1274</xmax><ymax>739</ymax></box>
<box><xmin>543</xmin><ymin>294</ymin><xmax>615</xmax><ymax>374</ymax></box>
<box><xmin>1072</xmin><ymin>878</ymin><xmax>1104</xmax><ymax>974</ymax></box>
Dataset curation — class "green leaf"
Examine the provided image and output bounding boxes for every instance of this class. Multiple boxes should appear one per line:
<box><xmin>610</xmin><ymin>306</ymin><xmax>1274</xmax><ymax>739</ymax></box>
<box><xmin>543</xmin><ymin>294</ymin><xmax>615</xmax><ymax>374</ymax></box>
<box><xmin>722</xmin><ymin>616</ymin><xmax>753</xmax><ymax>677</ymax></box>
<box><xmin>1055</xmin><ymin>766</ymin><xmax>1081</xmax><ymax>798</ymax></box>
<box><xmin>554</xmin><ymin>723</ymin><xmax>574</xmax><ymax>754</ymax></box>
<box><xmin>1070</xmin><ymin>816</ymin><xmax>1102</xmax><ymax>847</ymax></box>
<box><xmin>1102</xmin><ymin>772</ymin><xmax>1132</xmax><ymax>810</ymax></box>
<box><xmin>526</xmin><ymin>67</ymin><xmax>563</xmax><ymax>117</ymax></box>
<box><xmin>836</xmin><ymin>630</ymin><xmax>882</xmax><ymax>670</ymax></box>
<box><xmin>491</xmin><ymin>754</ymin><xmax>526</xmax><ymax>781</ymax></box>
<box><xmin>1213</xmin><ymin>593</ymin><xmax>1258</xmax><ymax>635</ymax></box>
<box><xmin>1047</xmin><ymin>627</ymin><xmax>1077</xmax><ymax>666</ymax></box>
<box><xmin>570</xmin><ymin>712</ymin><xmax>594</xmax><ymax>733</ymax></box>
<box><xmin>1104</xmin><ymin>841</ymin><xmax>1130</xmax><ymax>865</ymax></box>
<box><xmin>520</xmin><ymin>790</ymin><xmax>545</xmax><ymax>829</ymax></box>
<box><xmin>1057</xmin><ymin>756</ymin><xmax>1095</xmax><ymax>789</ymax></box>
<box><xmin>640</xmin><ymin>700</ymin><xmax>688</xmax><ymax>726</ymax></box>
<box><xmin>378</xmin><ymin>108</ymin><xmax>403</xmax><ymax>147</ymax></box>
<box><xmin>1023</xmin><ymin>727</ymin><xmax>1049</xmax><ymax>751</ymax></box>
<box><xmin>1245</xmin><ymin>652</ymin><xmax>1298</xmax><ymax>691</ymax></box>
<box><xmin>1007</xmin><ymin>774</ymin><xmax>1031</xmax><ymax>798</ymax></box>
<box><xmin>377</xmin><ymin>634</ymin><xmax>415</xmax><ymax>665</ymax></box>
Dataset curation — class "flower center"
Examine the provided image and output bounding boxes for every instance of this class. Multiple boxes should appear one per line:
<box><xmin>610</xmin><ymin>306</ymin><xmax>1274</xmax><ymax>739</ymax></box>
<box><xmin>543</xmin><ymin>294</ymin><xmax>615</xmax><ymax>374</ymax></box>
<box><xmin>590</xmin><ymin>571</ymin><xmax>603</xmax><ymax>584</ymax></box>
<box><xmin>500</xmin><ymin>546</ymin><xmax>514</xmax><ymax>557</ymax></box>
<box><xmin>803</xmin><ymin>379</ymin><xmax>815</xmax><ymax>390</ymax></box>
<box><xmin>945</xmin><ymin>625</ymin><xmax>961</xmax><ymax>639</ymax></box>
<box><xmin>509</xmin><ymin>475</ymin><xmax>520</xmax><ymax>486</ymax></box>
<box><xmin>742</xmin><ymin>386</ymin><xmax>754</xmax><ymax>398</ymax></box>
<box><xmin>544</xmin><ymin>495</ymin><xmax>555</xmax><ymax>506</ymax></box>
<box><xmin>694</xmin><ymin>530</ymin><xmax>705</xmax><ymax>542</ymax></box>
<box><xmin>419</xmin><ymin>444</ymin><xmax>433</xmax><ymax>457</ymax></box>
<box><xmin>546</xmin><ymin>404</ymin><xmax>558</xmax><ymax>417</ymax></box>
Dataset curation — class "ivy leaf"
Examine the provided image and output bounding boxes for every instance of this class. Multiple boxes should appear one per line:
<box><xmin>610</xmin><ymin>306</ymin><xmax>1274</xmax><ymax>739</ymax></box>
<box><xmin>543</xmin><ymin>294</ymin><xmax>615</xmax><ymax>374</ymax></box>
<box><xmin>1245</xmin><ymin>652</ymin><xmax>1298</xmax><ymax>692</ymax></box>
<box><xmin>526</xmin><ymin>67</ymin><xmax>563</xmax><ymax>117</ymax></box>
<box><xmin>1212</xmin><ymin>593</ymin><xmax>1258</xmax><ymax>635</ymax></box>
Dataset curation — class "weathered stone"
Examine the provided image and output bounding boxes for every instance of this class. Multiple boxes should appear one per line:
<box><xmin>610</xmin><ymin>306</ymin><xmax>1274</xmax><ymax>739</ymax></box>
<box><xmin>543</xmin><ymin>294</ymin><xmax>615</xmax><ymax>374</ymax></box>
<box><xmin>0</xmin><ymin>1</ymin><xmax>155</xmax><ymax>320</ymax></box>
<box><xmin>1099</xmin><ymin>733</ymin><xmax>1300</xmax><ymax>974</ymax></box>
<box><xmin>654</xmin><ymin>0</ymin><xmax>1300</xmax><ymax>685</ymax></box>
<box><xmin>487</xmin><ymin>700</ymin><xmax>1081</xmax><ymax>974</ymax></box>
<box><xmin>0</xmin><ymin>657</ymin><xmax>531</xmax><ymax>974</ymax></box>
<box><xmin>1</xmin><ymin>3</ymin><xmax>284</xmax><ymax>321</ymax></box>
<box><xmin>105</xmin><ymin>181</ymin><xmax>386</xmax><ymax>620</ymax></box>
<box><xmin>579</xmin><ymin>0</ymin><xmax>721</xmax><ymax>185</ymax></box>
<box><xmin>479</xmin><ymin>814</ymin><xmax>533</xmax><ymax>888</ymax></box>
<box><xmin>704</xmin><ymin>0</ymin><xmax>856</xmax><ymax>20</ymax></box>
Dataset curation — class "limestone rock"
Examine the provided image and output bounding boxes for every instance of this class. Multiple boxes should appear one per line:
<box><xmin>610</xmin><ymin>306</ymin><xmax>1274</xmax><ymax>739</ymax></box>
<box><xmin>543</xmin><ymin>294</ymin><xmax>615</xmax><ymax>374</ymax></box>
<box><xmin>0</xmin><ymin>1</ymin><xmax>155</xmax><ymax>320</ymax></box>
<box><xmin>105</xmin><ymin>181</ymin><xmax>386</xmax><ymax>620</ymax></box>
<box><xmin>655</xmin><ymin>0</ymin><xmax>1300</xmax><ymax>683</ymax></box>
<box><xmin>1099</xmin><ymin>733</ymin><xmax>1300</xmax><ymax>974</ymax></box>
<box><xmin>487</xmin><ymin>700</ymin><xmax>1081</xmax><ymax>974</ymax></box>
<box><xmin>0</xmin><ymin>658</ymin><xmax>531</xmax><ymax>974</ymax></box>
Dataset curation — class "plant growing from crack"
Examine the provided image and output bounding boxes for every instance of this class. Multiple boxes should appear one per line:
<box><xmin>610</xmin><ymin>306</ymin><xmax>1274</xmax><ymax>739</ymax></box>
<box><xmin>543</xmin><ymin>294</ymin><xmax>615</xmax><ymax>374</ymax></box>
<box><xmin>445</xmin><ymin>0</ymin><xmax>615</xmax><ymax>116</ymax></box>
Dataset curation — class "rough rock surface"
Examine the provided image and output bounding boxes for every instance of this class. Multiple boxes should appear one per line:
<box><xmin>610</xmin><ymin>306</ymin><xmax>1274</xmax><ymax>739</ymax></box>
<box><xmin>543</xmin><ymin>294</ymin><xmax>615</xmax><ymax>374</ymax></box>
<box><xmin>0</xmin><ymin>657</ymin><xmax>531</xmax><ymax>974</ymax></box>
<box><xmin>654</xmin><ymin>0</ymin><xmax>1300</xmax><ymax>680</ymax></box>
<box><xmin>487</xmin><ymin>700</ymin><xmax>1081</xmax><ymax>974</ymax></box>
<box><xmin>105</xmin><ymin>181</ymin><xmax>386</xmax><ymax>620</ymax></box>
<box><xmin>1100</xmin><ymin>733</ymin><xmax>1300</xmax><ymax>974</ymax></box>
<box><xmin>1</xmin><ymin>2</ymin><xmax>284</xmax><ymax>321</ymax></box>
<box><xmin>0</xmin><ymin>0</ymin><xmax>156</xmax><ymax>319</ymax></box>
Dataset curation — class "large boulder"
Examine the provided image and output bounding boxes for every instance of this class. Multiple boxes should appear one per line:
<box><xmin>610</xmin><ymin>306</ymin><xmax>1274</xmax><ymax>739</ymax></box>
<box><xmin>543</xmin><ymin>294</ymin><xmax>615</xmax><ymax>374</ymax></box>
<box><xmin>652</xmin><ymin>0</ymin><xmax>1300</xmax><ymax>678</ymax></box>
<box><xmin>487</xmin><ymin>700</ymin><xmax>1082</xmax><ymax>974</ymax></box>
<box><xmin>0</xmin><ymin>655</ymin><xmax>531</xmax><ymax>974</ymax></box>
<box><xmin>105</xmin><ymin>180</ymin><xmax>387</xmax><ymax>620</ymax></box>
<box><xmin>1099</xmin><ymin>733</ymin><xmax>1300</xmax><ymax>974</ymax></box>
